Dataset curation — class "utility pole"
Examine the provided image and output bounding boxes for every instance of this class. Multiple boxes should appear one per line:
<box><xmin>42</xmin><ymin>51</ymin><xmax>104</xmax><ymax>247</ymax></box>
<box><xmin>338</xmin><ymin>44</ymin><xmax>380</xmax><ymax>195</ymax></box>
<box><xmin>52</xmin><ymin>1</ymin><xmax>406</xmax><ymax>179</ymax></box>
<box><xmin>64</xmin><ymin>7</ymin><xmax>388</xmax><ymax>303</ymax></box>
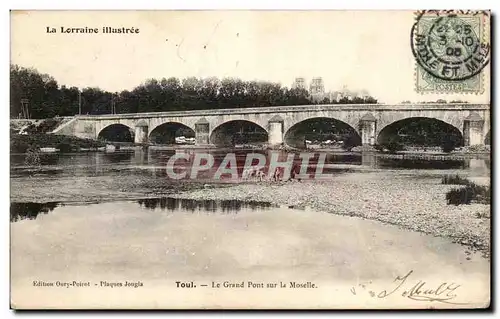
<box><xmin>78</xmin><ymin>89</ymin><xmax>82</xmax><ymax>115</ymax></box>
<box><xmin>111</xmin><ymin>94</ymin><xmax>115</xmax><ymax>114</ymax></box>
<box><xmin>20</xmin><ymin>98</ymin><xmax>29</xmax><ymax>119</ymax></box>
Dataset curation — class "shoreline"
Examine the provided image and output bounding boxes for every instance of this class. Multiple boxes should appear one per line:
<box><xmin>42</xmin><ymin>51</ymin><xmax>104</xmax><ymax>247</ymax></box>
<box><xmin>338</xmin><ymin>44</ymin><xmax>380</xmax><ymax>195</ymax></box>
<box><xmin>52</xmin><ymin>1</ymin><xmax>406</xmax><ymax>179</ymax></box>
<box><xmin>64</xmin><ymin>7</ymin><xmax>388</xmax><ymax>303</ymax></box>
<box><xmin>10</xmin><ymin>163</ymin><xmax>491</xmax><ymax>260</ymax></box>
<box><xmin>10</xmin><ymin>146</ymin><xmax>491</xmax><ymax>159</ymax></box>
<box><xmin>9</xmin><ymin>131</ymin><xmax>491</xmax><ymax>159</ymax></box>
<box><xmin>170</xmin><ymin>172</ymin><xmax>491</xmax><ymax>259</ymax></box>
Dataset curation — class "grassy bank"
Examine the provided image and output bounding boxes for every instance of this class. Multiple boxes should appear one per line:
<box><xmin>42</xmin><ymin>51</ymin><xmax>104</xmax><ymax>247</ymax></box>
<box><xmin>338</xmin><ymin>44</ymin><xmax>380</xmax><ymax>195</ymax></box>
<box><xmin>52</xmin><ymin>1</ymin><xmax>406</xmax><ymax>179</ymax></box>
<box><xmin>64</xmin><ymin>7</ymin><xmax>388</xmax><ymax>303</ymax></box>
<box><xmin>10</xmin><ymin>134</ymin><xmax>106</xmax><ymax>153</ymax></box>
<box><xmin>442</xmin><ymin>174</ymin><xmax>491</xmax><ymax>205</ymax></box>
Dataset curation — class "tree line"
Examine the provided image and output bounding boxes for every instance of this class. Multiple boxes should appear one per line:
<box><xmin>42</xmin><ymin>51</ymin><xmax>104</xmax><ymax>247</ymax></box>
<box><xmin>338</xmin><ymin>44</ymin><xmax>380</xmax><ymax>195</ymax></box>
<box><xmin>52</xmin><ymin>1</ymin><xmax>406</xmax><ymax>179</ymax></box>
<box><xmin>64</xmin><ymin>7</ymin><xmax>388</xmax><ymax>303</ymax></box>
<box><xmin>11</xmin><ymin>64</ymin><xmax>379</xmax><ymax>119</ymax></box>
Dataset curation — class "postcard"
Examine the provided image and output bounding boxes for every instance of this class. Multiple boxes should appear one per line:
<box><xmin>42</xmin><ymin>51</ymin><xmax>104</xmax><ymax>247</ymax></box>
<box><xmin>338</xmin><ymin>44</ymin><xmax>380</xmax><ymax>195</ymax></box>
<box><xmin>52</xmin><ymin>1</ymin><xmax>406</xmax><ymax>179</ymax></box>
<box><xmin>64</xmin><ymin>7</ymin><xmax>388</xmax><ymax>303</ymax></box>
<box><xmin>10</xmin><ymin>10</ymin><xmax>490</xmax><ymax>309</ymax></box>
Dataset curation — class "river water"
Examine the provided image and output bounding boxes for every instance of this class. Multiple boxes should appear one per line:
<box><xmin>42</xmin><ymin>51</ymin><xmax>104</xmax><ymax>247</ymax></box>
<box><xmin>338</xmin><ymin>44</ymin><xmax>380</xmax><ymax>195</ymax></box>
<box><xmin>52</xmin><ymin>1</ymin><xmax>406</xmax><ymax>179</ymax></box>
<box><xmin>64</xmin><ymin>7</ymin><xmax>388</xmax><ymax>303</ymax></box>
<box><xmin>10</xmin><ymin>148</ymin><xmax>491</xmax><ymax>178</ymax></box>
<box><xmin>10</xmin><ymin>149</ymin><xmax>491</xmax><ymax>309</ymax></box>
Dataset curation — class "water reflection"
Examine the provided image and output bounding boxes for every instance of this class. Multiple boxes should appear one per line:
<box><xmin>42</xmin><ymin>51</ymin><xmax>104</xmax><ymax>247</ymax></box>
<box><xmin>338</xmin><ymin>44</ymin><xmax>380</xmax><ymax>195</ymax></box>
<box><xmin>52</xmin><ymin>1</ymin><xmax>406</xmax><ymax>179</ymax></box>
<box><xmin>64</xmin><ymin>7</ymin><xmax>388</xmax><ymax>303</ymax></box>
<box><xmin>10</xmin><ymin>148</ymin><xmax>491</xmax><ymax>178</ymax></box>
<box><xmin>102</xmin><ymin>151</ymin><xmax>135</xmax><ymax>162</ymax></box>
<box><xmin>374</xmin><ymin>158</ymin><xmax>466</xmax><ymax>169</ymax></box>
<box><xmin>10</xmin><ymin>202</ymin><xmax>60</xmax><ymax>222</ymax></box>
<box><xmin>10</xmin><ymin>198</ymin><xmax>276</xmax><ymax>223</ymax></box>
<box><xmin>137</xmin><ymin>197</ymin><xmax>275</xmax><ymax>213</ymax></box>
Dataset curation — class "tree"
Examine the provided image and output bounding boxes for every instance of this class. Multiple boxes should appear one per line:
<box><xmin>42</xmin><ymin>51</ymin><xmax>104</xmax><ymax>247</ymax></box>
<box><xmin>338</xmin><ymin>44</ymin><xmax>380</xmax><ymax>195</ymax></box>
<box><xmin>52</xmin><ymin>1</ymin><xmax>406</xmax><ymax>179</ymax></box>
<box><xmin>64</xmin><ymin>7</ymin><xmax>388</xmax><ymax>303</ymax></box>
<box><xmin>285</xmin><ymin>87</ymin><xmax>310</xmax><ymax>105</ymax></box>
<box><xmin>320</xmin><ymin>96</ymin><xmax>331</xmax><ymax>104</ymax></box>
<box><xmin>10</xmin><ymin>64</ymin><xmax>381</xmax><ymax>118</ymax></box>
<box><xmin>10</xmin><ymin>64</ymin><xmax>60</xmax><ymax>118</ymax></box>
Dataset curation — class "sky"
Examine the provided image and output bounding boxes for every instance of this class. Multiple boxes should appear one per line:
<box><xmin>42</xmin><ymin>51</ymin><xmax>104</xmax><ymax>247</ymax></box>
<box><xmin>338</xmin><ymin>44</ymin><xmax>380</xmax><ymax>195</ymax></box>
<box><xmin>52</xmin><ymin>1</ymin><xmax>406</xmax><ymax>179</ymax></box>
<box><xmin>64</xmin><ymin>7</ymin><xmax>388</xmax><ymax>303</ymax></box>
<box><xmin>10</xmin><ymin>10</ymin><xmax>490</xmax><ymax>104</ymax></box>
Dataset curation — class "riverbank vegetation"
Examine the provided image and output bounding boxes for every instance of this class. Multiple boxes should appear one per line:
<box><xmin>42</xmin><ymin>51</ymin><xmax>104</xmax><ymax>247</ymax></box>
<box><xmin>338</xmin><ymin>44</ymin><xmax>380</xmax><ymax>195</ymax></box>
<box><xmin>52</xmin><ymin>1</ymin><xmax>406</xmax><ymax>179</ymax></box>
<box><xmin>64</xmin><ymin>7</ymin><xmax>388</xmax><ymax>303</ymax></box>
<box><xmin>442</xmin><ymin>174</ymin><xmax>491</xmax><ymax>206</ymax></box>
<box><xmin>446</xmin><ymin>184</ymin><xmax>491</xmax><ymax>206</ymax></box>
<box><xmin>442</xmin><ymin>174</ymin><xmax>470</xmax><ymax>185</ymax></box>
<box><xmin>11</xmin><ymin>64</ymin><xmax>378</xmax><ymax>119</ymax></box>
<box><xmin>17</xmin><ymin>118</ymin><xmax>63</xmax><ymax>134</ymax></box>
<box><xmin>10</xmin><ymin>118</ymin><xmax>64</xmax><ymax>135</ymax></box>
<box><xmin>11</xmin><ymin>134</ymin><xmax>106</xmax><ymax>153</ymax></box>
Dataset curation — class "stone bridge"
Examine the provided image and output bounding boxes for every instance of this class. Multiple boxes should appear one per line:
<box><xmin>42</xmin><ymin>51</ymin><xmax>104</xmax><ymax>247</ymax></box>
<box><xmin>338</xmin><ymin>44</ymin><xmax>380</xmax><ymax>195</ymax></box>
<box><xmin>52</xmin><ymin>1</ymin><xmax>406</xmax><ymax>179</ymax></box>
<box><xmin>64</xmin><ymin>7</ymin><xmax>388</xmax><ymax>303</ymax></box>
<box><xmin>53</xmin><ymin>103</ymin><xmax>491</xmax><ymax>147</ymax></box>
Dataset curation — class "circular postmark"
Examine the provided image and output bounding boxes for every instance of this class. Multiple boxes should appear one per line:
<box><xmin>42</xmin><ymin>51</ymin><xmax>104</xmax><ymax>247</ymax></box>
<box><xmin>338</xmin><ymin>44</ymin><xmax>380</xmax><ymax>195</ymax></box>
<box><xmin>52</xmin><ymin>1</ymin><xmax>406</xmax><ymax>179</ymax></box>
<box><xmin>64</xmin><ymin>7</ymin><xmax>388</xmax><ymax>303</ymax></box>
<box><xmin>411</xmin><ymin>10</ymin><xmax>490</xmax><ymax>81</ymax></box>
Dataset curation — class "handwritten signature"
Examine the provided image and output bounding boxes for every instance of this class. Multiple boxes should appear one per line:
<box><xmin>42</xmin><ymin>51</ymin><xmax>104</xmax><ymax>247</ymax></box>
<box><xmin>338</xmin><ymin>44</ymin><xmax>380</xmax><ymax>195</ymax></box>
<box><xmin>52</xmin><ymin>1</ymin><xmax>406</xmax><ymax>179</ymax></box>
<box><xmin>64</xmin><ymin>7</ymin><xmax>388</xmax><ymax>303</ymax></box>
<box><xmin>351</xmin><ymin>270</ymin><xmax>467</xmax><ymax>305</ymax></box>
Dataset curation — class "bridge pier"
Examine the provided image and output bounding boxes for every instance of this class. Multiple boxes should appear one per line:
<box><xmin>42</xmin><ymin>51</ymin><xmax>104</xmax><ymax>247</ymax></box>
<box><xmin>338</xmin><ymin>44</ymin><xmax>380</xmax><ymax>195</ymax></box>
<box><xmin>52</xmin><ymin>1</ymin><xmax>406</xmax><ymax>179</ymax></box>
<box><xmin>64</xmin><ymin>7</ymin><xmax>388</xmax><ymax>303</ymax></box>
<box><xmin>268</xmin><ymin>115</ymin><xmax>284</xmax><ymax>146</ymax></box>
<box><xmin>133</xmin><ymin>147</ymin><xmax>149</xmax><ymax>165</ymax></box>
<box><xmin>359</xmin><ymin>113</ymin><xmax>376</xmax><ymax>145</ymax></box>
<box><xmin>134</xmin><ymin>121</ymin><xmax>149</xmax><ymax>144</ymax></box>
<box><xmin>464</xmin><ymin>113</ymin><xmax>485</xmax><ymax>146</ymax></box>
<box><xmin>195</xmin><ymin>118</ymin><xmax>210</xmax><ymax>145</ymax></box>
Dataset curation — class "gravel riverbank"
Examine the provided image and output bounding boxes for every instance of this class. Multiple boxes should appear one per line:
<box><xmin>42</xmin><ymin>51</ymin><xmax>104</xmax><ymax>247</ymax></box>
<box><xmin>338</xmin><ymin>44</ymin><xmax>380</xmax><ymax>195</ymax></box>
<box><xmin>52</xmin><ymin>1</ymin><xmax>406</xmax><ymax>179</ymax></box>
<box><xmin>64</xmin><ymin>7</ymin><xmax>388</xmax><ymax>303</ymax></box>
<box><xmin>10</xmin><ymin>166</ymin><xmax>490</xmax><ymax>259</ymax></box>
<box><xmin>172</xmin><ymin>171</ymin><xmax>491</xmax><ymax>259</ymax></box>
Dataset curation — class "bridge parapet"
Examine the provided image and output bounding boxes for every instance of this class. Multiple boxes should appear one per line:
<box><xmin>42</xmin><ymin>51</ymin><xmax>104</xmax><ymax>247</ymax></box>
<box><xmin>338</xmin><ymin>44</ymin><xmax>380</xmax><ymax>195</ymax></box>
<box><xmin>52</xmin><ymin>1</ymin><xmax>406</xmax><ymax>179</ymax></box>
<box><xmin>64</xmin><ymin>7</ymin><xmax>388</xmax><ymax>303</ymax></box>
<box><xmin>75</xmin><ymin>103</ymin><xmax>489</xmax><ymax>120</ymax></box>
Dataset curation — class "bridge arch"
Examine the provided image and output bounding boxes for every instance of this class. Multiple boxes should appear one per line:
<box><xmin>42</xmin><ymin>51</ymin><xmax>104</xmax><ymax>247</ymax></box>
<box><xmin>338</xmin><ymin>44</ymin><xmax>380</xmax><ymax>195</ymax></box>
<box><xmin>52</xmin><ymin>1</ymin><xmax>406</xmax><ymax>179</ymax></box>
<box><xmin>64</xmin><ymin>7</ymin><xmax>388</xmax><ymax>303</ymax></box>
<box><xmin>377</xmin><ymin>117</ymin><xmax>464</xmax><ymax>148</ymax></box>
<box><xmin>97</xmin><ymin>123</ymin><xmax>134</xmax><ymax>142</ymax></box>
<box><xmin>149</xmin><ymin>122</ymin><xmax>196</xmax><ymax>145</ymax></box>
<box><xmin>209</xmin><ymin>120</ymin><xmax>268</xmax><ymax>147</ymax></box>
<box><xmin>377</xmin><ymin>113</ymin><xmax>463</xmax><ymax>136</ymax></box>
<box><xmin>284</xmin><ymin>117</ymin><xmax>361</xmax><ymax>149</ymax></box>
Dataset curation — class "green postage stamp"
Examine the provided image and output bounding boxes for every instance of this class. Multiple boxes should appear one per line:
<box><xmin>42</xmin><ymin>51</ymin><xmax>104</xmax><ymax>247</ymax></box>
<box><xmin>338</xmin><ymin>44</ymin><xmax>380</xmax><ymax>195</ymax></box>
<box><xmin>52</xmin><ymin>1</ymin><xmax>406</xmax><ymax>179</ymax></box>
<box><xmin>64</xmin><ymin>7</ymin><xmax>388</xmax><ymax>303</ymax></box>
<box><xmin>411</xmin><ymin>10</ymin><xmax>491</xmax><ymax>94</ymax></box>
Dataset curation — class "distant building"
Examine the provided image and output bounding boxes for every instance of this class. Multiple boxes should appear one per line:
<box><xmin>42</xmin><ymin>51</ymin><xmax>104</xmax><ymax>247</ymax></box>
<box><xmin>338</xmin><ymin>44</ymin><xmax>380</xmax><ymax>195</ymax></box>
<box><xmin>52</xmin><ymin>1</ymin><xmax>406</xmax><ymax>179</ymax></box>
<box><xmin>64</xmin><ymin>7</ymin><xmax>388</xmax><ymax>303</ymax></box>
<box><xmin>308</xmin><ymin>77</ymin><xmax>326</xmax><ymax>103</ymax></box>
<box><xmin>290</xmin><ymin>77</ymin><xmax>373</xmax><ymax>103</ymax></box>
<box><xmin>292</xmin><ymin>77</ymin><xmax>307</xmax><ymax>90</ymax></box>
<box><xmin>309</xmin><ymin>77</ymin><xmax>325</xmax><ymax>95</ymax></box>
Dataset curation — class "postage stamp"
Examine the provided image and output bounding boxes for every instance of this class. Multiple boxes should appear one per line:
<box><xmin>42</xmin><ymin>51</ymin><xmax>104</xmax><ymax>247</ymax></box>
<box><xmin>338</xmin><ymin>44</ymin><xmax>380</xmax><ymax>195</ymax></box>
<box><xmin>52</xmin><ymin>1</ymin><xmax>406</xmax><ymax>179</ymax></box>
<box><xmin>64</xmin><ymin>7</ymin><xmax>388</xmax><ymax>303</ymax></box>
<box><xmin>411</xmin><ymin>10</ymin><xmax>491</xmax><ymax>94</ymax></box>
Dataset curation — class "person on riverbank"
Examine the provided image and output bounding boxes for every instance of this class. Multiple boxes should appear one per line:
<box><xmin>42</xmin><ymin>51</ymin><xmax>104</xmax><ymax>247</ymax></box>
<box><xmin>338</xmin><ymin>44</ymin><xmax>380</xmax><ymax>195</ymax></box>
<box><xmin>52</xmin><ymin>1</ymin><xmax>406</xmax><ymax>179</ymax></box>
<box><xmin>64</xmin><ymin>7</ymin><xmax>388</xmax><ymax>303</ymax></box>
<box><xmin>272</xmin><ymin>167</ymin><xmax>284</xmax><ymax>182</ymax></box>
<box><xmin>291</xmin><ymin>162</ymin><xmax>301</xmax><ymax>181</ymax></box>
